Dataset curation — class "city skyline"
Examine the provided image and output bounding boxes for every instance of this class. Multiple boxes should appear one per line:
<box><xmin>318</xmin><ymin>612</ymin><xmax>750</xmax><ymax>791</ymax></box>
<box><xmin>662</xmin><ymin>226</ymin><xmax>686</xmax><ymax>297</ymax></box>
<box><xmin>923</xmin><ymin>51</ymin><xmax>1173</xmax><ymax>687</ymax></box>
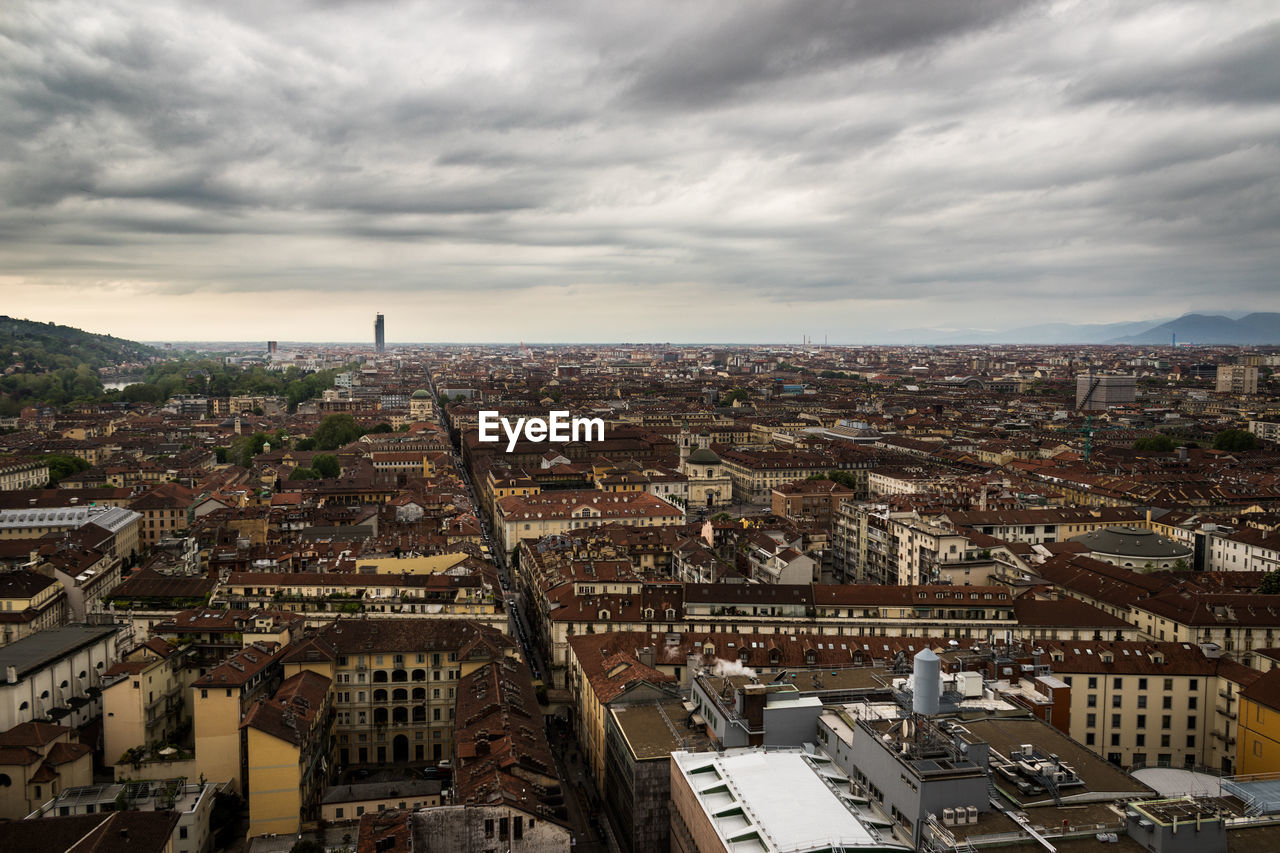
<box><xmin>3</xmin><ymin>0</ymin><xmax>1279</xmax><ymax>342</ymax></box>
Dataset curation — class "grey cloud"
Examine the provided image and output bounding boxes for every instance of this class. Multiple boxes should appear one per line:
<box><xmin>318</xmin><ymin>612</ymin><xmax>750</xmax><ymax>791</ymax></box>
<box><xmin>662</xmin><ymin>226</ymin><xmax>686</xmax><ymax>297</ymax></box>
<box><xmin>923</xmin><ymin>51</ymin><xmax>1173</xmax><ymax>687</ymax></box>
<box><xmin>1073</xmin><ymin>21</ymin><xmax>1280</xmax><ymax>105</ymax></box>
<box><xmin>0</xmin><ymin>0</ymin><xmax>1277</xmax><ymax>341</ymax></box>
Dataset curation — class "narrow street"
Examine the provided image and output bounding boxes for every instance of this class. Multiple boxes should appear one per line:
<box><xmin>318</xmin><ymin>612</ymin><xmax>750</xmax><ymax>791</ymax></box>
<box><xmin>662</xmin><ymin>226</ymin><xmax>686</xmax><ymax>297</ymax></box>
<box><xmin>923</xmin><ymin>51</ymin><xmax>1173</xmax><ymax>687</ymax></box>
<box><xmin>434</xmin><ymin>385</ymin><xmax>611</xmax><ymax>850</ymax></box>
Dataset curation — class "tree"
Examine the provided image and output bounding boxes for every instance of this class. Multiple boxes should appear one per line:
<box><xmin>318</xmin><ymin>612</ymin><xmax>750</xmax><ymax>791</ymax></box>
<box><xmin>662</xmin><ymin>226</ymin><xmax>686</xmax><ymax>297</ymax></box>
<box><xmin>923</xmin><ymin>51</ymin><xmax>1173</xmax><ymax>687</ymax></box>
<box><xmin>312</xmin><ymin>453</ymin><xmax>341</xmax><ymax>479</ymax></box>
<box><xmin>369</xmin><ymin>422</ymin><xmax>393</xmax><ymax>434</ymax></box>
<box><xmin>723</xmin><ymin>388</ymin><xmax>750</xmax><ymax>404</ymax></box>
<box><xmin>1258</xmin><ymin>570</ymin><xmax>1280</xmax><ymax>595</ymax></box>
<box><xmin>290</xmin><ymin>842</ymin><xmax>325</xmax><ymax>853</ymax></box>
<box><xmin>213</xmin><ymin>447</ymin><xmax>228</xmax><ymax>464</ymax></box>
<box><xmin>295</xmin><ymin>437</ymin><xmax>316</xmax><ymax>451</ymax></box>
<box><xmin>1213</xmin><ymin>429</ymin><xmax>1258</xmax><ymax>452</ymax></box>
<box><xmin>1134</xmin><ymin>435</ymin><xmax>1175</xmax><ymax>452</ymax></box>
<box><xmin>312</xmin><ymin>414</ymin><xmax>363</xmax><ymax>450</ymax></box>
<box><xmin>288</xmin><ymin>467</ymin><xmax>319</xmax><ymax>480</ymax></box>
<box><xmin>42</xmin><ymin>453</ymin><xmax>90</xmax><ymax>486</ymax></box>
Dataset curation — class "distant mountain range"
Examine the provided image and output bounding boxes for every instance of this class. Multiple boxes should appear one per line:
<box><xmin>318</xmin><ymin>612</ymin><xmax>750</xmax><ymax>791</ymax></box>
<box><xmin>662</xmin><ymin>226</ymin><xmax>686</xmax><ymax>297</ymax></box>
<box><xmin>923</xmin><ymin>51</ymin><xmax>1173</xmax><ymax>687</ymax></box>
<box><xmin>892</xmin><ymin>313</ymin><xmax>1280</xmax><ymax>345</ymax></box>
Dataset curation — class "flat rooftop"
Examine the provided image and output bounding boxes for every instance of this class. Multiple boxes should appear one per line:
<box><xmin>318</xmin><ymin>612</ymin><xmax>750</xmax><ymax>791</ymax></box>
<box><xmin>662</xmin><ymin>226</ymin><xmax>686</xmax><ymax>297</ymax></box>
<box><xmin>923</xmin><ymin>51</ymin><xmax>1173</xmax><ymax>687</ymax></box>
<box><xmin>0</xmin><ymin>625</ymin><xmax>119</xmax><ymax>679</ymax></box>
<box><xmin>956</xmin><ymin>716</ymin><xmax>1152</xmax><ymax>805</ymax></box>
<box><xmin>611</xmin><ymin>700</ymin><xmax>711</xmax><ymax>762</ymax></box>
<box><xmin>672</xmin><ymin>748</ymin><xmax>910</xmax><ymax>852</ymax></box>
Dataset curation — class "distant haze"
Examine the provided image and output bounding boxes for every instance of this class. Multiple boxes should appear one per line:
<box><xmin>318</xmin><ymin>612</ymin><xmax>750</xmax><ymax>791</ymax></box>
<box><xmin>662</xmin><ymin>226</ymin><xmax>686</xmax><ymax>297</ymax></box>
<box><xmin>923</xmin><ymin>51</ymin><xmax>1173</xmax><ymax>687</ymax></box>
<box><xmin>3</xmin><ymin>1</ymin><xmax>1278</xmax><ymax>342</ymax></box>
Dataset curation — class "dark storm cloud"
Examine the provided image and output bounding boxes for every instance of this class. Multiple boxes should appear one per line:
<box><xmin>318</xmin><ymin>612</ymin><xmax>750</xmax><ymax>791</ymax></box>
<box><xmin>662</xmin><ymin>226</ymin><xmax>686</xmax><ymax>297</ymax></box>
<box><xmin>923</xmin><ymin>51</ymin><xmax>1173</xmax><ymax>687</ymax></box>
<box><xmin>0</xmin><ymin>0</ymin><xmax>1278</xmax><ymax>340</ymax></box>
<box><xmin>622</xmin><ymin>0</ymin><xmax>1036</xmax><ymax>109</ymax></box>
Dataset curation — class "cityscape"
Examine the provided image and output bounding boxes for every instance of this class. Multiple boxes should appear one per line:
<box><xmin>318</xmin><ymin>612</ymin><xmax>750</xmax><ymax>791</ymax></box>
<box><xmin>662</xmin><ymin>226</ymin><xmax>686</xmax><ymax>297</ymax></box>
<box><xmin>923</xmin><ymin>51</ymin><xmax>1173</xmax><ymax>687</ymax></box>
<box><xmin>3</xmin><ymin>1</ymin><xmax>1280</xmax><ymax>853</ymax></box>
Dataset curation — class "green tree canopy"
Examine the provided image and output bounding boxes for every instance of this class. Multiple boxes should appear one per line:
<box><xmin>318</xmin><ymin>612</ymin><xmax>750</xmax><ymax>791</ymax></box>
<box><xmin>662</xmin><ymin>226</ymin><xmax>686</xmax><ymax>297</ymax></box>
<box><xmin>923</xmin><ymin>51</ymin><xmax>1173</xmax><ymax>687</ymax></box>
<box><xmin>288</xmin><ymin>467</ymin><xmax>319</xmax><ymax>480</ymax></box>
<box><xmin>312</xmin><ymin>414</ymin><xmax>364</xmax><ymax>450</ymax></box>
<box><xmin>1134</xmin><ymin>435</ymin><xmax>1175</xmax><ymax>452</ymax></box>
<box><xmin>42</xmin><ymin>453</ymin><xmax>90</xmax><ymax>486</ymax></box>
<box><xmin>1258</xmin><ymin>570</ymin><xmax>1280</xmax><ymax>595</ymax></box>
<box><xmin>312</xmin><ymin>453</ymin><xmax>341</xmax><ymax>479</ymax></box>
<box><xmin>1214</xmin><ymin>429</ymin><xmax>1258</xmax><ymax>452</ymax></box>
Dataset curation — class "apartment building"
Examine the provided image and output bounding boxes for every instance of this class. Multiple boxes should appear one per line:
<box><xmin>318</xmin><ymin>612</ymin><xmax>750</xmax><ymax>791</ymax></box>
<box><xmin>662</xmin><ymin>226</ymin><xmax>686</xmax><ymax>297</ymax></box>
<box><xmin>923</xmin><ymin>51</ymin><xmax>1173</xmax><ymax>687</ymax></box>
<box><xmin>494</xmin><ymin>490</ymin><xmax>684</xmax><ymax>554</ymax></box>
<box><xmin>243</xmin><ymin>669</ymin><xmax>334</xmax><ymax>837</ymax></box>
<box><xmin>279</xmin><ymin>619</ymin><xmax>517</xmax><ymax>767</ymax></box>
<box><xmin>1216</xmin><ymin>364</ymin><xmax>1259</xmax><ymax>395</ymax></box>
<box><xmin>102</xmin><ymin>638</ymin><xmax>188</xmax><ymax>763</ymax></box>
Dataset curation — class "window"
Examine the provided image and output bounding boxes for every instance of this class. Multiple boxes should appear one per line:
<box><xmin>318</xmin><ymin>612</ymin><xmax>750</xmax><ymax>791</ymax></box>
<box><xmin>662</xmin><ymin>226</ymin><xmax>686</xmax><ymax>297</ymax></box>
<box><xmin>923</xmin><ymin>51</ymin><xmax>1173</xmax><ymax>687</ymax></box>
<box><xmin>1164</xmin><ymin>678</ymin><xmax>1173</xmax><ymax>691</ymax></box>
<box><xmin>1139</xmin><ymin>678</ymin><xmax>1148</xmax><ymax>691</ymax></box>
<box><xmin>1086</xmin><ymin>713</ymin><xmax>1096</xmax><ymax>728</ymax></box>
<box><xmin>1137</xmin><ymin>695</ymin><xmax>1147</xmax><ymax>709</ymax></box>
<box><xmin>336</xmin><ymin>808</ymin><xmax>344</xmax><ymax>819</ymax></box>
<box><xmin>1188</xmin><ymin>716</ymin><xmax>1197</xmax><ymax>730</ymax></box>
<box><xmin>1114</xmin><ymin>677</ymin><xmax>1123</xmax><ymax>690</ymax></box>
<box><xmin>1087</xmin><ymin>695</ymin><xmax>1098</xmax><ymax>708</ymax></box>
<box><xmin>179</xmin><ymin>828</ymin><xmax>188</xmax><ymax>839</ymax></box>
<box><xmin>1110</xmin><ymin>734</ymin><xmax>1120</xmax><ymax>747</ymax></box>
<box><xmin>1162</xmin><ymin>715</ymin><xmax>1171</xmax><ymax>729</ymax></box>
<box><xmin>484</xmin><ymin>819</ymin><xmax>495</xmax><ymax>839</ymax></box>
<box><xmin>1088</xmin><ymin>677</ymin><xmax>1098</xmax><ymax>690</ymax></box>
<box><xmin>1136</xmin><ymin>734</ymin><xmax>1145</xmax><ymax>747</ymax></box>
<box><xmin>1188</xmin><ymin>696</ymin><xmax>1197</xmax><ymax>710</ymax></box>
<box><xmin>1112</xmin><ymin>695</ymin><xmax>1123</xmax><ymax>708</ymax></box>
<box><xmin>1186</xmin><ymin>735</ymin><xmax>1196</xmax><ymax>748</ymax></box>
<box><xmin>1112</xmin><ymin>714</ymin><xmax>1121</xmax><ymax>728</ymax></box>
<box><xmin>1086</xmin><ymin>733</ymin><xmax>1096</xmax><ymax>746</ymax></box>
<box><xmin>1163</xmin><ymin>696</ymin><xmax>1172</xmax><ymax>710</ymax></box>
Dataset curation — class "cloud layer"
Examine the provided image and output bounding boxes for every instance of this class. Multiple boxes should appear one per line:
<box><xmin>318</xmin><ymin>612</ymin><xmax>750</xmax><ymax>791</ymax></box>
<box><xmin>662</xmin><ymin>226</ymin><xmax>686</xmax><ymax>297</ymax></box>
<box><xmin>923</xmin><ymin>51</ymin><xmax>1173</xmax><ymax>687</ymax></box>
<box><xmin>2</xmin><ymin>0</ymin><xmax>1278</xmax><ymax>342</ymax></box>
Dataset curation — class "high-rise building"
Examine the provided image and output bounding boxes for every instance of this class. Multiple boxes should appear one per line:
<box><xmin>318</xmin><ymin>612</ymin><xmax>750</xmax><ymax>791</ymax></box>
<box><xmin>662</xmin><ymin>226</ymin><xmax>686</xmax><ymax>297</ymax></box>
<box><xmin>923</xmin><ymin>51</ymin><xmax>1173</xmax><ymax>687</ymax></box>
<box><xmin>1075</xmin><ymin>373</ymin><xmax>1135</xmax><ymax>410</ymax></box>
<box><xmin>1216</xmin><ymin>364</ymin><xmax>1258</xmax><ymax>395</ymax></box>
<box><xmin>266</xmin><ymin>340</ymin><xmax>278</xmax><ymax>354</ymax></box>
<box><xmin>374</xmin><ymin>313</ymin><xmax>385</xmax><ymax>353</ymax></box>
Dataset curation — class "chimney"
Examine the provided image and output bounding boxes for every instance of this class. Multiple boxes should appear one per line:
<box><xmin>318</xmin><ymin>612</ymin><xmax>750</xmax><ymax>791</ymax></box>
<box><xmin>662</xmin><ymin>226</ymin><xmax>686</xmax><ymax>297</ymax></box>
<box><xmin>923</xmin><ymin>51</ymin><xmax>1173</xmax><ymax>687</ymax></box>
<box><xmin>637</xmin><ymin>646</ymin><xmax>656</xmax><ymax>668</ymax></box>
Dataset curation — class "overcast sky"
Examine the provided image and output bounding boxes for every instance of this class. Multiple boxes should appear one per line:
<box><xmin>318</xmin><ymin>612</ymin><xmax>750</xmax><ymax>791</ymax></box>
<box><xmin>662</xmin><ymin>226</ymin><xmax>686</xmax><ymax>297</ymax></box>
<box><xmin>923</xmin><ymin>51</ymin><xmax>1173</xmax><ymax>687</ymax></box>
<box><xmin>2</xmin><ymin>0</ymin><xmax>1278</xmax><ymax>344</ymax></box>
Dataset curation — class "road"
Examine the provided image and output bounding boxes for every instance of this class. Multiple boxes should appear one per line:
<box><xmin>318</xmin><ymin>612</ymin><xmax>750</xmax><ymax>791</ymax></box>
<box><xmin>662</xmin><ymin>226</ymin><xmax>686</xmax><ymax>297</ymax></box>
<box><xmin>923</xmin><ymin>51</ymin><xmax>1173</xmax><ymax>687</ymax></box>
<box><xmin>430</xmin><ymin>379</ymin><xmax>608</xmax><ymax>849</ymax></box>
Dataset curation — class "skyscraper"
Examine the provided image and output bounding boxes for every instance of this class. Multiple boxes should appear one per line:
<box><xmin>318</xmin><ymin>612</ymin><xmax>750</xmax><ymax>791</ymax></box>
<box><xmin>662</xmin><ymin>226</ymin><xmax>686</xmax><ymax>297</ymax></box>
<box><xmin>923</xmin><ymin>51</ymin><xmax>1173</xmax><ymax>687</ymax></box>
<box><xmin>374</xmin><ymin>313</ymin><xmax>385</xmax><ymax>353</ymax></box>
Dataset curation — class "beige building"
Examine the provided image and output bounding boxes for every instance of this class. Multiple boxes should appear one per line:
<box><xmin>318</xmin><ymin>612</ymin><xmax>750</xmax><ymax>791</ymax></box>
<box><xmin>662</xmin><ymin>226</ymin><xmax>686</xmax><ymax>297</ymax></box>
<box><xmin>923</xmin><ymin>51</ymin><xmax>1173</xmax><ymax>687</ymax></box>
<box><xmin>0</xmin><ymin>721</ymin><xmax>93</xmax><ymax>820</ymax></box>
<box><xmin>495</xmin><ymin>490</ymin><xmax>684</xmax><ymax>554</ymax></box>
<box><xmin>191</xmin><ymin>642</ymin><xmax>287</xmax><ymax>793</ymax></box>
<box><xmin>243</xmin><ymin>669</ymin><xmax>334</xmax><ymax>837</ymax></box>
<box><xmin>102</xmin><ymin>638</ymin><xmax>187</xmax><ymax>764</ymax></box>
<box><xmin>0</xmin><ymin>459</ymin><xmax>49</xmax><ymax>491</ymax></box>
<box><xmin>280</xmin><ymin>618</ymin><xmax>518</xmax><ymax>767</ymax></box>
<box><xmin>1216</xmin><ymin>364</ymin><xmax>1259</xmax><ymax>395</ymax></box>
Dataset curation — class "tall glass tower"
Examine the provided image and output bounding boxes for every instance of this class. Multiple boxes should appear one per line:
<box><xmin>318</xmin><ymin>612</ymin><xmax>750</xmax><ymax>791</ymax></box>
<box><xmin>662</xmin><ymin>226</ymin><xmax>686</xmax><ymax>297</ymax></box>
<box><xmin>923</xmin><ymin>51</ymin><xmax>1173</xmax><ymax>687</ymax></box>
<box><xmin>374</xmin><ymin>313</ymin><xmax>385</xmax><ymax>353</ymax></box>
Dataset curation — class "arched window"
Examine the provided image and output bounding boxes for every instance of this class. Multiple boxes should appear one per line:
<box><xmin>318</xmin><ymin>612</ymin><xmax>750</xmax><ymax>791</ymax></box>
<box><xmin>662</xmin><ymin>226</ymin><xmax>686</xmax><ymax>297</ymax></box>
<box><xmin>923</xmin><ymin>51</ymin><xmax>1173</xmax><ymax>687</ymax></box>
<box><xmin>19</xmin><ymin>702</ymin><xmax>28</xmax><ymax>711</ymax></box>
<box><xmin>372</xmin><ymin>671</ymin><xmax>389</xmax><ymax>683</ymax></box>
<box><xmin>411</xmin><ymin>669</ymin><xmax>426</xmax><ymax>682</ymax></box>
<box><xmin>392</xmin><ymin>706</ymin><xmax>408</xmax><ymax>724</ymax></box>
<box><xmin>373</xmin><ymin>689</ymin><xmax>387</xmax><ymax>703</ymax></box>
<box><xmin>412</xmin><ymin>687</ymin><xmax>426</xmax><ymax>701</ymax></box>
<box><xmin>0</xmin><ymin>774</ymin><xmax>10</xmax><ymax>787</ymax></box>
<box><xmin>373</xmin><ymin>708</ymin><xmax>388</xmax><ymax>724</ymax></box>
<box><xmin>392</xmin><ymin>688</ymin><xmax>408</xmax><ymax>702</ymax></box>
<box><xmin>412</xmin><ymin>706</ymin><xmax>427</xmax><ymax>722</ymax></box>
<box><xmin>738</xmin><ymin>648</ymin><xmax>750</xmax><ymax>664</ymax></box>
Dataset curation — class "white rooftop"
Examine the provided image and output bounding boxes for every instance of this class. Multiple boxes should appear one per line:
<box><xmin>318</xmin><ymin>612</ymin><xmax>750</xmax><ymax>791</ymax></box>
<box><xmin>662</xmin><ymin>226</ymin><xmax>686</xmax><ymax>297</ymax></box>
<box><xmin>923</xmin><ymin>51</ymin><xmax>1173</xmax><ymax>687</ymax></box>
<box><xmin>673</xmin><ymin>748</ymin><xmax>909</xmax><ymax>852</ymax></box>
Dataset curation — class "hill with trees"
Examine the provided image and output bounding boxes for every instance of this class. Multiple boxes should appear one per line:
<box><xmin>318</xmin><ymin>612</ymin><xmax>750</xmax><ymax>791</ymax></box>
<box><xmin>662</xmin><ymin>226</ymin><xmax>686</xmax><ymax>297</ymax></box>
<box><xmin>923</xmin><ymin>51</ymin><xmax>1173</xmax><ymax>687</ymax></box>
<box><xmin>0</xmin><ymin>316</ymin><xmax>160</xmax><ymax>413</ymax></box>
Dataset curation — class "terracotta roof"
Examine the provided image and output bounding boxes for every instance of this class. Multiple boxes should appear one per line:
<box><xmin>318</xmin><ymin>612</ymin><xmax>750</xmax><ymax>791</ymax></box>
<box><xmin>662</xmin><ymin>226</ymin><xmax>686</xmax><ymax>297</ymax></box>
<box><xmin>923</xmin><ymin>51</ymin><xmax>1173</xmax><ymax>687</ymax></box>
<box><xmin>0</xmin><ymin>721</ymin><xmax>70</xmax><ymax>748</ymax></box>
